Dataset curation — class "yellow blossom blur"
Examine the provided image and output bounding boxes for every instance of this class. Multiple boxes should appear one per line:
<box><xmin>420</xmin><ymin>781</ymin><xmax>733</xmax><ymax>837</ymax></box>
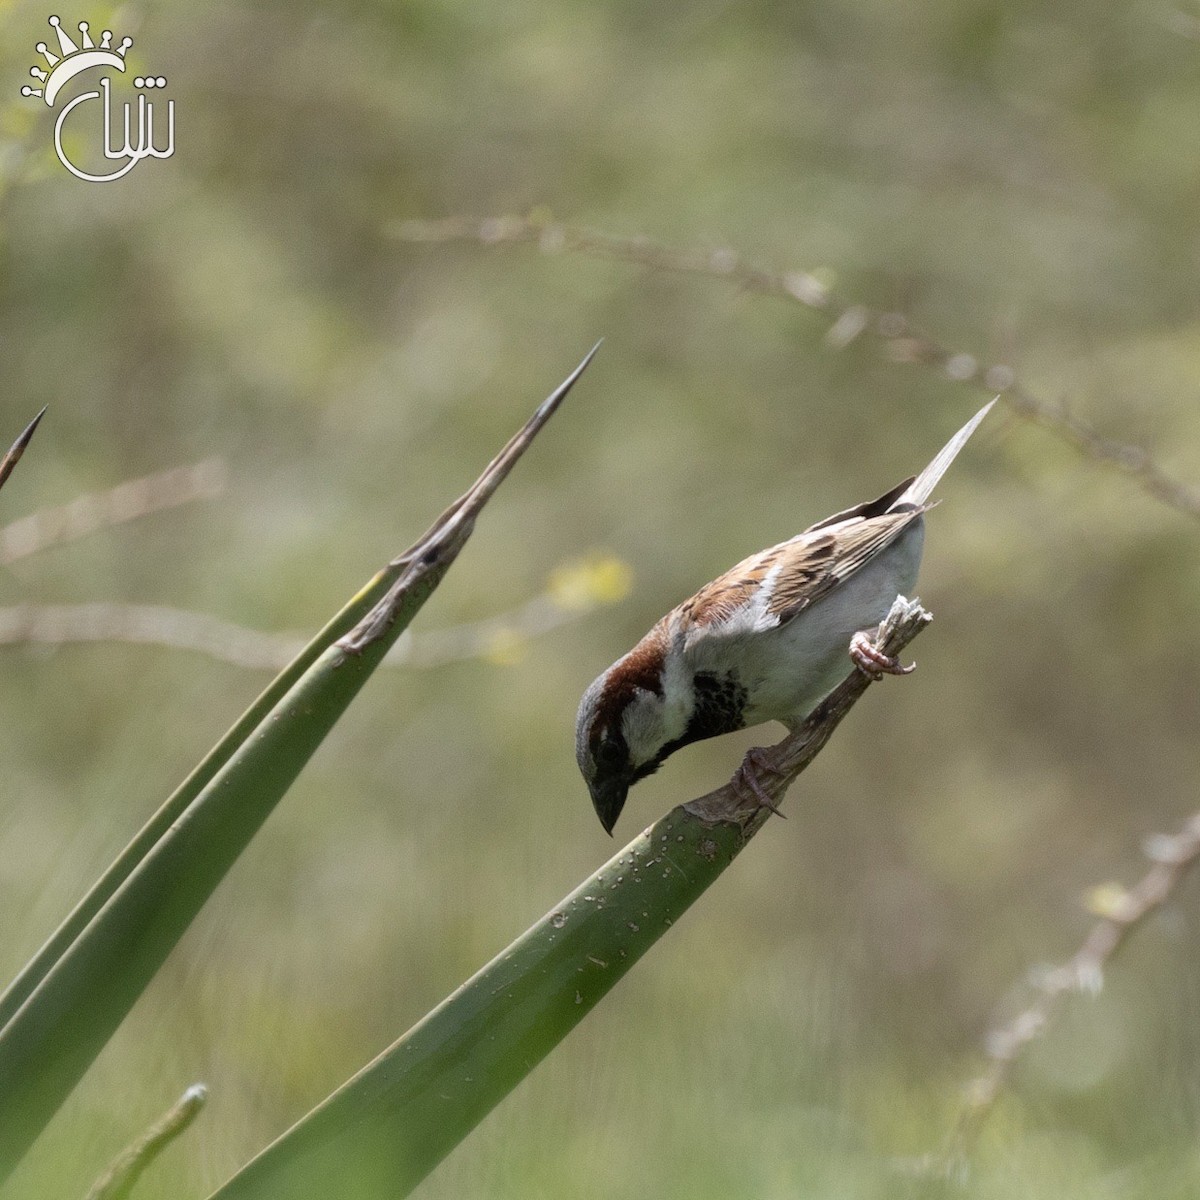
<box><xmin>1083</xmin><ymin>883</ymin><xmax>1134</xmax><ymax>922</ymax></box>
<box><xmin>547</xmin><ymin>552</ymin><xmax>634</xmax><ymax>612</ymax></box>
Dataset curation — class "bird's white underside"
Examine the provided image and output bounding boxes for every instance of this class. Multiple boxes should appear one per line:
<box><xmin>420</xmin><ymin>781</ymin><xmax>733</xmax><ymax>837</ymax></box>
<box><xmin>729</xmin><ymin>517</ymin><xmax>924</xmax><ymax>726</ymax></box>
<box><xmin>618</xmin><ymin>517</ymin><xmax>925</xmax><ymax>770</ymax></box>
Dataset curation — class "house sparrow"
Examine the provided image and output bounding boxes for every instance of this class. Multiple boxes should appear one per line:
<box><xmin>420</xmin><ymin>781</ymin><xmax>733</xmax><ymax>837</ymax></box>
<box><xmin>576</xmin><ymin>401</ymin><xmax>994</xmax><ymax>834</ymax></box>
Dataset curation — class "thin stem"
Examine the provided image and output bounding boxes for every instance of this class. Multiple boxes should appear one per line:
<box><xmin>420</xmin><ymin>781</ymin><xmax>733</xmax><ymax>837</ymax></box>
<box><xmin>391</xmin><ymin>215</ymin><xmax>1200</xmax><ymax>522</ymax></box>
<box><xmin>83</xmin><ymin>1084</ymin><xmax>207</xmax><ymax>1200</ymax></box>
<box><xmin>0</xmin><ymin>459</ymin><xmax>226</xmax><ymax>564</ymax></box>
<box><xmin>0</xmin><ymin>594</ymin><xmax>588</xmax><ymax>671</ymax></box>
<box><xmin>933</xmin><ymin>811</ymin><xmax>1200</xmax><ymax>1175</ymax></box>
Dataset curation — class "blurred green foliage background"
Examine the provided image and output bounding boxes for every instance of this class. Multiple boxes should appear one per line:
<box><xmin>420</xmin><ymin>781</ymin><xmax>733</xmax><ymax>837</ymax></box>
<box><xmin>2</xmin><ymin>0</ymin><xmax>1200</xmax><ymax>1196</ymax></box>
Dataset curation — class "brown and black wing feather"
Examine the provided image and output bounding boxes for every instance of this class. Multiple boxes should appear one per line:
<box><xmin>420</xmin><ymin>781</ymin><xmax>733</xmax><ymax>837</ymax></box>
<box><xmin>677</xmin><ymin>545</ymin><xmax>793</xmax><ymax>628</ymax></box>
<box><xmin>764</xmin><ymin>507</ymin><xmax>924</xmax><ymax>623</ymax></box>
<box><xmin>678</xmin><ymin>503</ymin><xmax>925</xmax><ymax>637</ymax></box>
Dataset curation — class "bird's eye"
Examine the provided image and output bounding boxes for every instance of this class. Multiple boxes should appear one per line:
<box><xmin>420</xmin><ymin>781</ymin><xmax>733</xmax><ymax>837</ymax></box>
<box><xmin>595</xmin><ymin>737</ymin><xmax>625</xmax><ymax>769</ymax></box>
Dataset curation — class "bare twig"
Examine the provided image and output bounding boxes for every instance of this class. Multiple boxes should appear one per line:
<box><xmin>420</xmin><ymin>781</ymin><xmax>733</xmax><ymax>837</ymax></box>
<box><xmin>0</xmin><ymin>459</ymin><xmax>226</xmax><ymax>564</ymax></box>
<box><xmin>390</xmin><ymin>216</ymin><xmax>1200</xmax><ymax>522</ymax></box>
<box><xmin>83</xmin><ymin>1084</ymin><xmax>207</xmax><ymax>1200</ymax></box>
<box><xmin>0</xmin><ymin>604</ymin><xmax>303</xmax><ymax>670</ymax></box>
<box><xmin>0</xmin><ymin>592</ymin><xmax>597</xmax><ymax>670</ymax></box>
<box><xmin>0</xmin><ymin>409</ymin><xmax>46</xmax><ymax>495</ymax></box>
<box><xmin>928</xmin><ymin>811</ymin><xmax>1200</xmax><ymax>1176</ymax></box>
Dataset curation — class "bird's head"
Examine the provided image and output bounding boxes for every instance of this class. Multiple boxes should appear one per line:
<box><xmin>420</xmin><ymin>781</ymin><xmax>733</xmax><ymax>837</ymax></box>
<box><xmin>574</xmin><ymin>631</ymin><xmax>688</xmax><ymax>835</ymax></box>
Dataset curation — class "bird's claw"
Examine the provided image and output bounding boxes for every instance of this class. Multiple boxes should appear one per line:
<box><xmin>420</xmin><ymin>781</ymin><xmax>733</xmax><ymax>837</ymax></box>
<box><xmin>849</xmin><ymin>630</ymin><xmax>916</xmax><ymax>681</ymax></box>
<box><xmin>733</xmin><ymin>747</ymin><xmax>787</xmax><ymax>819</ymax></box>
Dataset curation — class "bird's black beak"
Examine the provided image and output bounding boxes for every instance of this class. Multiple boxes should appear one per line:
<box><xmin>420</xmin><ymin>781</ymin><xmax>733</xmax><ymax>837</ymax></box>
<box><xmin>589</xmin><ymin>776</ymin><xmax>629</xmax><ymax>837</ymax></box>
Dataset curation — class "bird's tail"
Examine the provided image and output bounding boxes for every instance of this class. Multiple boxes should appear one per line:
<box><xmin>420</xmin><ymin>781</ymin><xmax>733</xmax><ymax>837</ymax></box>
<box><xmin>895</xmin><ymin>399</ymin><xmax>996</xmax><ymax>508</ymax></box>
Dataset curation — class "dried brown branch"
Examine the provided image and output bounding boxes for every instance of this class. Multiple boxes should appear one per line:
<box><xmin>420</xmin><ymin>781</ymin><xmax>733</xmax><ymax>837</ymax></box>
<box><xmin>0</xmin><ymin>459</ymin><xmax>226</xmax><ymax>564</ymax></box>
<box><xmin>83</xmin><ymin>1084</ymin><xmax>207</xmax><ymax>1200</ymax></box>
<box><xmin>390</xmin><ymin>215</ymin><xmax>1200</xmax><ymax>522</ymax></box>
<box><xmin>930</xmin><ymin>811</ymin><xmax>1200</xmax><ymax>1176</ymax></box>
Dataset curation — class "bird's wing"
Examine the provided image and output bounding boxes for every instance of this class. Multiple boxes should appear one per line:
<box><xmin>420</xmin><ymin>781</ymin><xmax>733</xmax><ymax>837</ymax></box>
<box><xmin>677</xmin><ymin>506</ymin><xmax>923</xmax><ymax>638</ymax></box>
<box><xmin>676</xmin><ymin>542</ymin><xmax>802</xmax><ymax>629</ymax></box>
<box><xmin>802</xmin><ymin>476</ymin><xmax>914</xmax><ymax>532</ymax></box>
<box><xmin>675</xmin><ymin>402</ymin><xmax>994</xmax><ymax>643</ymax></box>
<box><xmin>807</xmin><ymin>398</ymin><xmax>995</xmax><ymax>528</ymax></box>
<box><xmin>764</xmin><ymin>508</ymin><xmax>924</xmax><ymax>623</ymax></box>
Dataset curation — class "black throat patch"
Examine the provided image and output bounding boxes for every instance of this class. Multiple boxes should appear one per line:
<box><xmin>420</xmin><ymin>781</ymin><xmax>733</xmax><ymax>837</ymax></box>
<box><xmin>649</xmin><ymin>671</ymin><xmax>748</xmax><ymax>773</ymax></box>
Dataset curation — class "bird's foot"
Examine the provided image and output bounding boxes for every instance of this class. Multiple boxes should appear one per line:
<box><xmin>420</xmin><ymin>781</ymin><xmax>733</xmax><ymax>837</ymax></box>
<box><xmin>733</xmin><ymin>746</ymin><xmax>787</xmax><ymax>819</ymax></box>
<box><xmin>849</xmin><ymin>629</ymin><xmax>916</xmax><ymax>681</ymax></box>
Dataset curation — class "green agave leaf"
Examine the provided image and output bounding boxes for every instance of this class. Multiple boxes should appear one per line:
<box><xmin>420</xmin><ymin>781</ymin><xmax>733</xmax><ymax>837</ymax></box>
<box><xmin>207</xmin><ymin>598</ymin><xmax>931</xmax><ymax>1200</ymax></box>
<box><xmin>0</xmin><ymin>347</ymin><xmax>598</xmax><ymax>1182</ymax></box>
<box><xmin>0</xmin><ymin>569</ymin><xmax>392</xmax><ymax>1033</ymax></box>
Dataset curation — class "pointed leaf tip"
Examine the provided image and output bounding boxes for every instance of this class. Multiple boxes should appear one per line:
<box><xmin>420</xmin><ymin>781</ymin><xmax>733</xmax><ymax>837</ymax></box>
<box><xmin>0</xmin><ymin>407</ymin><xmax>47</xmax><ymax>494</ymax></box>
<box><xmin>444</xmin><ymin>342</ymin><xmax>602</xmax><ymax>530</ymax></box>
<box><xmin>344</xmin><ymin>347</ymin><xmax>601</xmax><ymax>651</ymax></box>
<box><xmin>530</xmin><ymin>340</ymin><xmax>602</xmax><ymax>426</ymax></box>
